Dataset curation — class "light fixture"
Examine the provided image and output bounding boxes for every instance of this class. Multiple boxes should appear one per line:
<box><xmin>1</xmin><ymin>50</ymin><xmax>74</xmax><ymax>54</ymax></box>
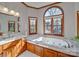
<box><xmin>0</xmin><ymin>5</ymin><xmax>20</xmax><ymax>17</ymax></box>
<box><xmin>3</xmin><ymin>7</ymin><xmax>8</xmax><ymax>12</ymax></box>
<box><xmin>10</xmin><ymin>10</ymin><xmax>15</xmax><ymax>15</ymax></box>
<box><xmin>15</xmin><ymin>12</ymin><xmax>20</xmax><ymax>16</ymax></box>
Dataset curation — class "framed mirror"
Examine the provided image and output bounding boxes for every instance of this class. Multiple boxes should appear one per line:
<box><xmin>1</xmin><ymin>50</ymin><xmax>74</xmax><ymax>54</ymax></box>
<box><xmin>28</xmin><ymin>17</ymin><xmax>37</xmax><ymax>35</ymax></box>
<box><xmin>8</xmin><ymin>21</ymin><xmax>15</xmax><ymax>32</ymax></box>
<box><xmin>0</xmin><ymin>12</ymin><xmax>20</xmax><ymax>35</ymax></box>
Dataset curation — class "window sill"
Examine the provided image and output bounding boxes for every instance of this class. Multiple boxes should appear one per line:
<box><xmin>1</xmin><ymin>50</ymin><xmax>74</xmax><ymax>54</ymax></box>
<box><xmin>44</xmin><ymin>33</ymin><xmax>64</xmax><ymax>37</ymax></box>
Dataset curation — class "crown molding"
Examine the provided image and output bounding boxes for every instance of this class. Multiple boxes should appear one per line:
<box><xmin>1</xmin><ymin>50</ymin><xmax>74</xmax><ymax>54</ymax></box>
<box><xmin>21</xmin><ymin>2</ymin><xmax>61</xmax><ymax>9</ymax></box>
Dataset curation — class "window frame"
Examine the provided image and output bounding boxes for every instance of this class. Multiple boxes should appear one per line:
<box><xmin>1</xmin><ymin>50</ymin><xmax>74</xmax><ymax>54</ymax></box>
<box><xmin>28</xmin><ymin>16</ymin><xmax>37</xmax><ymax>35</ymax></box>
<box><xmin>43</xmin><ymin>6</ymin><xmax>64</xmax><ymax>36</ymax></box>
<box><xmin>8</xmin><ymin>21</ymin><xmax>15</xmax><ymax>32</ymax></box>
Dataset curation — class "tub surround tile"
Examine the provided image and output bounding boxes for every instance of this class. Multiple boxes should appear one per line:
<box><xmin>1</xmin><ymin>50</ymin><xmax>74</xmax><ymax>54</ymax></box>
<box><xmin>27</xmin><ymin>38</ymin><xmax>79</xmax><ymax>57</ymax></box>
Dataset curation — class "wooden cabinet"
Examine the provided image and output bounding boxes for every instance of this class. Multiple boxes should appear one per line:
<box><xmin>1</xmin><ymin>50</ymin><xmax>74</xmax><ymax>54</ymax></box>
<box><xmin>3</xmin><ymin>48</ymin><xmax>12</xmax><ymax>57</ymax></box>
<box><xmin>12</xmin><ymin>38</ymin><xmax>27</xmax><ymax>57</ymax></box>
<box><xmin>2</xmin><ymin>39</ymin><xmax>21</xmax><ymax>57</ymax></box>
<box><xmin>57</xmin><ymin>52</ymin><xmax>69</xmax><ymax>57</ymax></box>
<box><xmin>26</xmin><ymin>42</ymin><xmax>75</xmax><ymax>57</ymax></box>
<box><xmin>43</xmin><ymin>48</ymin><xmax>72</xmax><ymax>57</ymax></box>
<box><xmin>18</xmin><ymin>38</ymin><xmax>27</xmax><ymax>55</ymax></box>
<box><xmin>3</xmin><ymin>42</ymin><xmax>12</xmax><ymax>50</ymax></box>
<box><xmin>3</xmin><ymin>39</ymin><xmax>20</xmax><ymax>50</ymax></box>
<box><xmin>0</xmin><ymin>38</ymin><xmax>27</xmax><ymax>57</ymax></box>
<box><xmin>34</xmin><ymin>45</ymin><xmax>43</xmax><ymax>56</ymax></box>
<box><xmin>12</xmin><ymin>39</ymin><xmax>22</xmax><ymax>57</ymax></box>
<box><xmin>0</xmin><ymin>45</ymin><xmax>2</xmax><ymax>55</ymax></box>
<box><xmin>27</xmin><ymin>42</ymin><xmax>43</xmax><ymax>56</ymax></box>
<box><xmin>43</xmin><ymin>48</ymin><xmax>57</xmax><ymax>57</ymax></box>
<box><xmin>27</xmin><ymin>42</ymin><xmax>35</xmax><ymax>53</ymax></box>
<box><xmin>57</xmin><ymin>52</ymin><xmax>75</xmax><ymax>57</ymax></box>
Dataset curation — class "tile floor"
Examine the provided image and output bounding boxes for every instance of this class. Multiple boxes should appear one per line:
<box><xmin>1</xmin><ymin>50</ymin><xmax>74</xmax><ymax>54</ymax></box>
<box><xmin>19</xmin><ymin>51</ymin><xmax>39</xmax><ymax>57</ymax></box>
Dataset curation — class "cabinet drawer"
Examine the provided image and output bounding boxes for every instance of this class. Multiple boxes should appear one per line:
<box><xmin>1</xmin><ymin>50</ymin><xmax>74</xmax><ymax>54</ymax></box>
<box><xmin>3</xmin><ymin>39</ymin><xmax>20</xmax><ymax>50</ymax></box>
<box><xmin>34</xmin><ymin>45</ymin><xmax>43</xmax><ymax>56</ymax></box>
<box><xmin>27</xmin><ymin>42</ymin><xmax>35</xmax><ymax>53</ymax></box>
<box><xmin>43</xmin><ymin>48</ymin><xmax>57</xmax><ymax>57</ymax></box>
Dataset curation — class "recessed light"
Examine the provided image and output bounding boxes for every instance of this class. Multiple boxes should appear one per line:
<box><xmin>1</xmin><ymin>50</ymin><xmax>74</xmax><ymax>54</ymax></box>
<box><xmin>3</xmin><ymin>7</ymin><xmax>8</xmax><ymax>12</ymax></box>
<box><xmin>15</xmin><ymin>12</ymin><xmax>20</xmax><ymax>16</ymax></box>
<box><xmin>10</xmin><ymin>10</ymin><xmax>15</xmax><ymax>15</ymax></box>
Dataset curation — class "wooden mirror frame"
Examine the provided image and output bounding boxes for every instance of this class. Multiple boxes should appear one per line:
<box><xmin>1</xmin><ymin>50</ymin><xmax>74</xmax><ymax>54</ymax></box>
<box><xmin>28</xmin><ymin>16</ymin><xmax>37</xmax><ymax>35</ymax></box>
<box><xmin>17</xmin><ymin>17</ymin><xmax>20</xmax><ymax>32</ymax></box>
<box><xmin>77</xmin><ymin>11</ymin><xmax>79</xmax><ymax>36</ymax></box>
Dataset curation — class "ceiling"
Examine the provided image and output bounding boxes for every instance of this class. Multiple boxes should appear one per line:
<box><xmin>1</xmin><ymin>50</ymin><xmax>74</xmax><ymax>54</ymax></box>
<box><xmin>23</xmin><ymin>2</ymin><xmax>56</xmax><ymax>9</ymax></box>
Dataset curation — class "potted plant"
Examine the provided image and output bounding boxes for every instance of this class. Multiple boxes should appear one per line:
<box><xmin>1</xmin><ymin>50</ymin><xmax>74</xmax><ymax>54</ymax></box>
<box><xmin>75</xmin><ymin>36</ymin><xmax>79</xmax><ymax>42</ymax></box>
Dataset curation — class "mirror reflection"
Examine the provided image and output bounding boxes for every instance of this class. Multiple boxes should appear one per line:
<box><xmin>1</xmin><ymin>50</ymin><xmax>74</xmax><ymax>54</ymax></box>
<box><xmin>0</xmin><ymin>12</ymin><xmax>20</xmax><ymax>36</ymax></box>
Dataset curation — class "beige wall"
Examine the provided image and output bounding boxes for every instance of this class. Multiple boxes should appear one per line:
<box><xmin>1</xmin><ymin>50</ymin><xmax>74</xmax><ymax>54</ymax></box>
<box><xmin>38</xmin><ymin>2</ymin><xmax>76</xmax><ymax>38</ymax></box>
<box><xmin>0</xmin><ymin>2</ymin><xmax>78</xmax><ymax>38</ymax></box>
<box><xmin>0</xmin><ymin>2</ymin><xmax>38</xmax><ymax>35</ymax></box>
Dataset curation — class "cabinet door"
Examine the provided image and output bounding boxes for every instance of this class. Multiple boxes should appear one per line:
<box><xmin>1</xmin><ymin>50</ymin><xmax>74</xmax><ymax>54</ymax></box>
<box><xmin>11</xmin><ymin>39</ymin><xmax>27</xmax><ymax>57</ymax></box>
<box><xmin>3</xmin><ymin>48</ymin><xmax>12</xmax><ymax>57</ymax></box>
<box><xmin>57</xmin><ymin>52</ymin><xmax>73</xmax><ymax>57</ymax></box>
<box><xmin>43</xmin><ymin>48</ymin><xmax>57</xmax><ymax>57</ymax></box>
<box><xmin>3</xmin><ymin>39</ymin><xmax>20</xmax><ymax>50</ymax></box>
<box><xmin>0</xmin><ymin>38</ymin><xmax>26</xmax><ymax>57</ymax></box>
<box><xmin>34</xmin><ymin>45</ymin><xmax>43</xmax><ymax>56</ymax></box>
<box><xmin>0</xmin><ymin>45</ymin><xmax>2</xmax><ymax>55</ymax></box>
<box><xmin>27</xmin><ymin>42</ymin><xmax>35</xmax><ymax>53</ymax></box>
<box><xmin>3</xmin><ymin>42</ymin><xmax>12</xmax><ymax>50</ymax></box>
<box><xmin>12</xmin><ymin>39</ymin><xmax>22</xmax><ymax>57</ymax></box>
<box><xmin>2</xmin><ymin>40</ymin><xmax>21</xmax><ymax>57</ymax></box>
<box><xmin>19</xmin><ymin>38</ymin><xmax>27</xmax><ymax>53</ymax></box>
<box><xmin>15</xmin><ymin>38</ymin><xmax>27</xmax><ymax>56</ymax></box>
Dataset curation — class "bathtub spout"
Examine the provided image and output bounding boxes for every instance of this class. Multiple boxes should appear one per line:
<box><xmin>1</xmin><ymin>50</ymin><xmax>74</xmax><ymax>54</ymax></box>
<box><xmin>65</xmin><ymin>40</ymin><xmax>71</xmax><ymax>48</ymax></box>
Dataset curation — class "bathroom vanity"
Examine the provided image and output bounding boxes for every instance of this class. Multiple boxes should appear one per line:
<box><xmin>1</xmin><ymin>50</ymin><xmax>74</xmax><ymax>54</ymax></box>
<box><xmin>0</xmin><ymin>34</ymin><xmax>79</xmax><ymax>57</ymax></box>
<box><xmin>0</xmin><ymin>33</ymin><xmax>27</xmax><ymax>57</ymax></box>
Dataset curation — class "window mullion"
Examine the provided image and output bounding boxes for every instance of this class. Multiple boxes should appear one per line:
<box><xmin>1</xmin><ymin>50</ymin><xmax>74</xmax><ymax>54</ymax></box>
<box><xmin>51</xmin><ymin>17</ymin><xmax>53</xmax><ymax>34</ymax></box>
<box><xmin>44</xmin><ymin>7</ymin><xmax>64</xmax><ymax>36</ymax></box>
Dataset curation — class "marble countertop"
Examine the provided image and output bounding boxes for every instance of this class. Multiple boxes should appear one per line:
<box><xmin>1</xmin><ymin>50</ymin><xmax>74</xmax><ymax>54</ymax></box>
<box><xmin>27</xmin><ymin>39</ymin><xmax>79</xmax><ymax>57</ymax></box>
<box><xmin>0</xmin><ymin>33</ymin><xmax>26</xmax><ymax>45</ymax></box>
<box><xmin>0</xmin><ymin>33</ymin><xmax>79</xmax><ymax>56</ymax></box>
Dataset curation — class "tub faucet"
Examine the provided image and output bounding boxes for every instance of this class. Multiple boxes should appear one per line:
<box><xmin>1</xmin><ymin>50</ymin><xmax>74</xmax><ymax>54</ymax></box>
<box><xmin>65</xmin><ymin>40</ymin><xmax>71</xmax><ymax>48</ymax></box>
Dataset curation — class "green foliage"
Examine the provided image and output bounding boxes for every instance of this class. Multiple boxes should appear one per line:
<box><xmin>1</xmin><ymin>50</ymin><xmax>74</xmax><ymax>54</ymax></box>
<box><xmin>75</xmin><ymin>36</ymin><xmax>79</xmax><ymax>39</ymax></box>
<box><xmin>75</xmin><ymin>36</ymin><xmax>79</xmax><ymax>42</ymax></box>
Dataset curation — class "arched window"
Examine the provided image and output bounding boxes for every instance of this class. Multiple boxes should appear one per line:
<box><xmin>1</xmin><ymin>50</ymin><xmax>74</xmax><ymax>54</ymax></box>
<box><xmin>44</xmin><ymin>6</ymin><xmax>64</xmax><ymax>36</ymax></box>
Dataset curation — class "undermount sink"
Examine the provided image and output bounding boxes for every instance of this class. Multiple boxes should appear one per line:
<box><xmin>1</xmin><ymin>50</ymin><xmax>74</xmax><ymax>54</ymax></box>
<box><xmin>0</xmin><ymin>35</ymin><xmax>15</xmax><ymax>42</ymax></box>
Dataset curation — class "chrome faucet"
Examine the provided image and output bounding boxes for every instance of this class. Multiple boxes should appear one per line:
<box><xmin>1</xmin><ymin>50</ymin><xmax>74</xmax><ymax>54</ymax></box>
<box><xmin>64</xmin><ymin>40</ymin><xmax>71</xmax><ymax>48</ymax></box>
